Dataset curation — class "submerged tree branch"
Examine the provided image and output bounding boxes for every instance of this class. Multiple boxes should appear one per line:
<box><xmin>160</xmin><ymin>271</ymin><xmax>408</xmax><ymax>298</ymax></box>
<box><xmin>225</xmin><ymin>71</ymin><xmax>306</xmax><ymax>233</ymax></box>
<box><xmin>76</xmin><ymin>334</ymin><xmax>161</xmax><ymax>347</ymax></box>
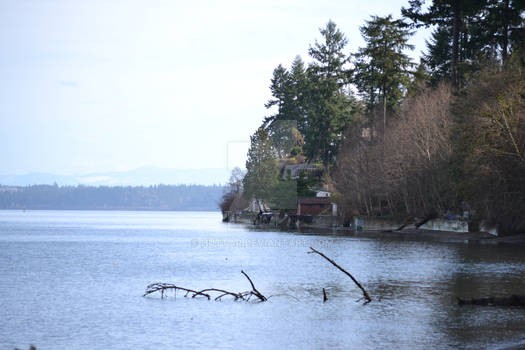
<box><xmin>241</xmin><ymin>270</ymin><xmax>267</xmax><ymax>301</ymax></box>
<box><xmin>143</xmin><ymin>271</ymin><xmax>268</xmax><ymax>302</ymax></box>
<box><xmin>143</xmin><ymin>283</ymin><xmax>212</xmax><ymax>299</ymax></box>
<box><xmin>308</xmin><ymin>247</ymin><xmax>372</xmax><ymax>304</ymax></box>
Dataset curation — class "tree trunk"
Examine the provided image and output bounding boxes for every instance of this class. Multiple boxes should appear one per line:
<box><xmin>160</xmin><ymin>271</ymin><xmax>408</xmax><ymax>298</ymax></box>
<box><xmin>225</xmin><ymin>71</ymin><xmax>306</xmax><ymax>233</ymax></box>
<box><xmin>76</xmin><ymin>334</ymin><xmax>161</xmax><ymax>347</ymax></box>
<box><xmin>502</xmin><ymin>0</ymin><xmax>510</xmax><ymax>61</ymax></box>
<box><xmin>452</xmin><ymin>1</ymin><xmax>462</xmax><ymax>88</ymax></box>
<box><xmin>383</xmin><ymin>90</ymin><xmax>387</xmax><ymax>138</ymax></box>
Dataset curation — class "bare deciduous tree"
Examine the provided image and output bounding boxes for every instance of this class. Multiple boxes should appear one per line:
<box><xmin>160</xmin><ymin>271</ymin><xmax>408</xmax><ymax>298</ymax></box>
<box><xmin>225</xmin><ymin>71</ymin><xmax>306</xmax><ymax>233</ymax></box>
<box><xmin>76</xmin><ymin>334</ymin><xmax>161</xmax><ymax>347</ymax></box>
<box><xmin>334</xmin><ymin>83</ymin><xmax>454</xmax><ymax>219</ymax></box>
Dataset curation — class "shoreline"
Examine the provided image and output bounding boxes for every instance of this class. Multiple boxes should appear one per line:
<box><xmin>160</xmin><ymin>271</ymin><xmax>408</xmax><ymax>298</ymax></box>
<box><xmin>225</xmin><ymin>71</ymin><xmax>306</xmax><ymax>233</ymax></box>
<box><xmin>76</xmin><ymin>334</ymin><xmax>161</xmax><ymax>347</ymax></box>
<box><xmin>236</xmin><ymin>221</ymin><xmax>525</xmax><ymax>246</ymax></box>
<box><xmin>348</xmin><ymin>228</ymin><xmax>525</xmax><ymax>246</ymax></box>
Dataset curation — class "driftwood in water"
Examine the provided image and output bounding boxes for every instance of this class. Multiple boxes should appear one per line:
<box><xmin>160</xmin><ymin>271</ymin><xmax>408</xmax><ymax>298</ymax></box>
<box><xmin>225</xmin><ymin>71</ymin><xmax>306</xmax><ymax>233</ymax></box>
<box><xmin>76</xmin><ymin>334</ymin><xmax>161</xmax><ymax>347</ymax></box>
<box><xmin>143</xmin><ymin>270</ymin><xmax>267</xmax><ymax>302</ymax></box>
<box><xmin>144</xmin><ymin>283</ymin><xmax>213</xmax><ymax>299</ymax></box>
<box><xmin>457</xmin><ymin>295</ymin><xmax>525</xmax><ymax>307</ymax></box>
<box><xmin>308</xmin><ymin>247</ymin><xmax>372</xmax><ymax>304</ymax></box>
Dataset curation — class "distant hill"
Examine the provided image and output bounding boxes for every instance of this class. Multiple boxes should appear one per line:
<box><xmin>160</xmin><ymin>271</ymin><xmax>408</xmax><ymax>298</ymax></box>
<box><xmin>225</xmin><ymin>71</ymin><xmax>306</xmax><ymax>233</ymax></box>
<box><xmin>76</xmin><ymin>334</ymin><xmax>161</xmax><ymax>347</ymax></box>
<box><xmin>0</xmin><ymin>167</ymin><xmax>231</xmax><ymax>187</ymax></box>
<box><xmin>0</xmin><ymin>184</ymin><xmax>224</xmax><ymax>211</ymax></box>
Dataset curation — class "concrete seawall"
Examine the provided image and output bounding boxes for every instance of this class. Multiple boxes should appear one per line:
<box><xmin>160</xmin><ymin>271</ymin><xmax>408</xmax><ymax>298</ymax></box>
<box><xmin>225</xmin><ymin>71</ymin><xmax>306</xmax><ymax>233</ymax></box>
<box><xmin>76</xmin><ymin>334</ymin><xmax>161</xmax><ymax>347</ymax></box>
<box><xmin>224</xmin><ymin>212</ymin><xmax>495</xmax><ymax>236</ymax></box>
<box><xmin>354</xmin><ymin>217</ymin><xmax>470</xmax><ymax>233</ymax></box>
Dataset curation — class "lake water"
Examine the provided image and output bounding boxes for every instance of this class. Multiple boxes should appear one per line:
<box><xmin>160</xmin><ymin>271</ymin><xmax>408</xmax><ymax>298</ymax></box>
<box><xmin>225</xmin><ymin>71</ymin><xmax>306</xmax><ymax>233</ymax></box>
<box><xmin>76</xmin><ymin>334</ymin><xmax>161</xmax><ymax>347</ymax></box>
<box><xmin>1</xmin><ymin>210</ymin><xmax>524</xmax><ymax>350</ymax></box>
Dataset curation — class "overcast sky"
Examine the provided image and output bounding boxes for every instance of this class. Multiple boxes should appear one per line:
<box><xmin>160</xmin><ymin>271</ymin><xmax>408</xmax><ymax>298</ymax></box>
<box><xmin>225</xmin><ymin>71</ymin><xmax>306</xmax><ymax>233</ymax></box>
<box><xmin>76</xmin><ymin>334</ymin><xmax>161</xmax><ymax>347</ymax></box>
<box><xmin>0</xmin><ymin>0</ymin><xmax>430</xmax><ymax>176</ymax></box>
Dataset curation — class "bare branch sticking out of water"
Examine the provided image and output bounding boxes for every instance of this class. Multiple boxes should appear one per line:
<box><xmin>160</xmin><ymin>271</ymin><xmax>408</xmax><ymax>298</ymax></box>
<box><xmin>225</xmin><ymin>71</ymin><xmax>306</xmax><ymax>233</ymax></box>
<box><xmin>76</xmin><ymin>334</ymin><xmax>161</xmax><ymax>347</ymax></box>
<box><xmin>143</xmin><ymin>271</ymin><xmax>268</xmax><ymax>302</ymax></box>
<box><xmin>241</xmin><ymin>269</ymin><xmax>267</xmax><ymax>301</ymax></box>
<box><xmin>308</xmin><ymin>247</ymin><xmax>372</xmax><ymax>304</ymax></box>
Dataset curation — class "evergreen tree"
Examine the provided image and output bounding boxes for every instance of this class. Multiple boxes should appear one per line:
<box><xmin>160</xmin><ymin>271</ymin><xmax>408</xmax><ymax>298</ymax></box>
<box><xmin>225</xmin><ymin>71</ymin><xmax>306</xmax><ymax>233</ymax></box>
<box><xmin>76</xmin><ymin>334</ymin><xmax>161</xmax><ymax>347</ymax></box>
<box><xmin>308</xmin><ymin>20</ymin><xmax>351</xmax><ymax>83</ymax></box>
<box><xmin>423</xmin><ymin>27</ymin><xmax>453</xmax><ymax>85</ymax></box>
<box><xmin>263</xmin><ymin>58</ymin><xmax>308</xmax><ymax>159</ymax></box>
<box><xmin>406</xmin><ymin>1</ymin><xmax>524</xmax><ymax>85</ymax></box>
<box><xmin>268</xmin><ymin>178</ymin><xmax>298</xmax><ymax>210</ymax></box>
<box><xmin>353</xmin><ymin>15</ymin><xmax>415</xmax><ymax>134</ymax></box>
<box><xmin>402</xmin><ymin>0</ymin><xmax>487</xmax><ymax>87</ymax></box>
<box><xmin>264</xmin><ymin>64</ymin><xmax>292</xmax><ymax>121</ymax></box>
<box><xmin>482</xmin><ymin>0</ymin><xmax>525</xmax><ymax>60</ymax></box>
<box><xmin>289</xmin><ymin>56</ymin><xmax>309</xmax><ymax>136</ymax></box>
<box><xmin>407</xmin><ymin>60</ymin><xmax>431</xmax><ymax>96</ymax></box>
<box><xmin>242</xmin><ymin>127</ymin><xmax>279</xmax><ymax>204</ymax></box>
<box><xmin>304</xmin><ymin>20</ymin><xmax>356</xmax><ymax>166</ymax></box>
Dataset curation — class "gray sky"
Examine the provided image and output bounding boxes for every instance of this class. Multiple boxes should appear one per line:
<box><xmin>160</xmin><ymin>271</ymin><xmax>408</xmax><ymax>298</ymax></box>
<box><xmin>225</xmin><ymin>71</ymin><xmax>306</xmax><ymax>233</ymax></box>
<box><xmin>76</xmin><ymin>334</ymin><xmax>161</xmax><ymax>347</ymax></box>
<box><xmin>0</xmin><ymin>0</ymin><xmax>429</xmax><ymax>175</ymax></box>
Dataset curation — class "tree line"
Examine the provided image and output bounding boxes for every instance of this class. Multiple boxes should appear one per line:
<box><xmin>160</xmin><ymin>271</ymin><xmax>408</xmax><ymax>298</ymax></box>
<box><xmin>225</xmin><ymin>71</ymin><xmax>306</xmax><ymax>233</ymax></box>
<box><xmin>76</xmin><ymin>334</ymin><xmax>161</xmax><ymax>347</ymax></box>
<box><xmin>232</xmin><ymin>0</ymin><xmax>525</xmax><ymax>233</ymax></box>
<box><xmin>0</xmin><ymin>184</ymin><xmax>224</xmax><ymax>211</ymax></box>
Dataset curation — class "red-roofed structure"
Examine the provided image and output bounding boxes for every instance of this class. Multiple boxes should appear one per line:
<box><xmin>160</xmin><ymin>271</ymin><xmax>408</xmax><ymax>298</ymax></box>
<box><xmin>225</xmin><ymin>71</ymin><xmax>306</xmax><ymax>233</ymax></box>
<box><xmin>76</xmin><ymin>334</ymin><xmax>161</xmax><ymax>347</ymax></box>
<box><xmin>297</xmin><ymin>197</ymin><xmax>332</xmax><ymax>216</ymax></box>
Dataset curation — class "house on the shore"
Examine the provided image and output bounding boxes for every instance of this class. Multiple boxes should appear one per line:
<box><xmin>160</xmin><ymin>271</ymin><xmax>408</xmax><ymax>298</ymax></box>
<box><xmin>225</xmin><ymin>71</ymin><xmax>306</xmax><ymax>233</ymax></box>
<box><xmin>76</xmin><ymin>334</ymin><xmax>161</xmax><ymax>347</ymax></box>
<box><xmin>280</xmin><ymin>162</ymin><xmax>336</xmax><ymax>215</ymax></box>
<box><xmin>223</xmin><ymin>159</ymin><xmax>338</xmax><ymax>224</ymax></box>
<box><xmin>282</xmin><ymin>163</ymin><xmax>324</xmax><ymax>179</ymax></box>
<box><xmin>297</xmin><ymin>197</ymin><xmax>337</xmax><ymax>216</ymax></box>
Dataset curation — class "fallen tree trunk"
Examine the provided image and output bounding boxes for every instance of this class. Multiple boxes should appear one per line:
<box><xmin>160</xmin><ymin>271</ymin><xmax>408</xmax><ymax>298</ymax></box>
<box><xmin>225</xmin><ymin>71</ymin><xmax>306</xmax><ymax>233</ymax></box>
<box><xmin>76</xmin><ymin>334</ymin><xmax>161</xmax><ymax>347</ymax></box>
<box><xmin>395</xmin><ymin>217</ymin><xmax>414</xmax><ymax>231</ymax></box>
<box><xmin>308</xmin><ymin>247</ymin><xmax>372</xmax><ymax>304</ymax></box>
<box><xmin>457</xmin><ymin>295</ymin><xmax>525</xmax><ymax>307</ymax></box>
<box><xmin>415</xmin><ymin>214</ymin><xmax>436</xmax><ymax>229</ymax></box>
<box><xmin>143</xmin><ymin>270</ymin><xmax>267</xmax><ymax>302</ymax></box>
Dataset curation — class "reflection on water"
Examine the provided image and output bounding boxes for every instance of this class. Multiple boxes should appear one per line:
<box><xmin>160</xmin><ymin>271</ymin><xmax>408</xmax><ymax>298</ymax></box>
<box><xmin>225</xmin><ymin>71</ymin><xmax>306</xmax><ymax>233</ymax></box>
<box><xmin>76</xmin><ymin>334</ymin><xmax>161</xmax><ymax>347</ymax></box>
<box><xmin>0</xmin><ymin>210</ymin><xmax>524</xmax><ymax>349</ymax></box>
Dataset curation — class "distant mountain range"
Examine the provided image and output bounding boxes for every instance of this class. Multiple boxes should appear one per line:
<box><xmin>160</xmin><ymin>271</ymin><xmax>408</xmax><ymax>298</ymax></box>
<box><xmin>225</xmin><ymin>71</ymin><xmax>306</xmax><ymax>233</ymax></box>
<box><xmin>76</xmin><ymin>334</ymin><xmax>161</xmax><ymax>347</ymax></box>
<box><xmin>0</xmin><ymin>167</ymin><xmax>232</xmax><ymax>186</ymax></box>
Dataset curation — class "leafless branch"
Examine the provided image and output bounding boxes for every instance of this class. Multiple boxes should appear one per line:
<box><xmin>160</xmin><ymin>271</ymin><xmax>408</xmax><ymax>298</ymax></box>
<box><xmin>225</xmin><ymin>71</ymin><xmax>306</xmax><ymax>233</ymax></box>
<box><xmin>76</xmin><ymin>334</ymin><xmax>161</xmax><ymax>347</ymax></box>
<box><xmin>143</xmin><ymin>271</ymin><xmax>268</xmax><ymax>302</ymax></box>
<box><xmin>308</xmin><ymin>247</ymin><xmax>372</xmax><ymax>304</ymax></box>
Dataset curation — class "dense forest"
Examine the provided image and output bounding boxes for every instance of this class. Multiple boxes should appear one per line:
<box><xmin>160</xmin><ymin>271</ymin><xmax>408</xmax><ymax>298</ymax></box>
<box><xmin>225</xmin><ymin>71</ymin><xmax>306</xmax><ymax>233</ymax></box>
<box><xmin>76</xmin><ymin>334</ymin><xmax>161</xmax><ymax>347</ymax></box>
<box><xmin>0</xmin><ymin>184</ymin><xmax>223</xmax><ymax>211</ymax></box>
<box><xmin>226</xmin><ymin>0</ymin><xmax>525</xmax><ymax>234</ymax></box>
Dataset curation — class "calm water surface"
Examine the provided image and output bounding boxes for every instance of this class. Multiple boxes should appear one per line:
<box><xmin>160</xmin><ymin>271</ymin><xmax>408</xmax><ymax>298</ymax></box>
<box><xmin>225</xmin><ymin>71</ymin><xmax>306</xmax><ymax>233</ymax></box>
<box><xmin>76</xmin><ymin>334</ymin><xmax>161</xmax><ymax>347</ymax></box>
<box><xmin>1</xmin><ymin>210</ymin><xmax>524</xmax><ymax>349</ymax></box>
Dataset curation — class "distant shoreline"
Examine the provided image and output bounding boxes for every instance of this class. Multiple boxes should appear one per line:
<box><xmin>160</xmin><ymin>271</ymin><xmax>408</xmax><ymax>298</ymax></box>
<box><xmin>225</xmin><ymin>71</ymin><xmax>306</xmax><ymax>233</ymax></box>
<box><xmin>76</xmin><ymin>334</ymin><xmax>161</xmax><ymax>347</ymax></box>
<box><xmin>0</xmin><ymin>184</ymin><xmax>224</xmax><ymax>212</ymax></box>
<box><xmin>0</xmin><ymin>208</ymin><xmax>221</xmax><ymax>212</ymax></box>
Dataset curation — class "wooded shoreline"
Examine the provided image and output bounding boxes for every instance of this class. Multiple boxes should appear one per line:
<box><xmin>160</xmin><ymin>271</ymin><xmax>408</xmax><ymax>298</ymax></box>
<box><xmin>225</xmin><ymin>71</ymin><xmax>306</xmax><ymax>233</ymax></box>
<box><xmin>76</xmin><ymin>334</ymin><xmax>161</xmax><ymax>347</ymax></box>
<box><xmin>222</xmin><ymin>2</ymin><xmax>525</xmax><ymax>237</ymax></box>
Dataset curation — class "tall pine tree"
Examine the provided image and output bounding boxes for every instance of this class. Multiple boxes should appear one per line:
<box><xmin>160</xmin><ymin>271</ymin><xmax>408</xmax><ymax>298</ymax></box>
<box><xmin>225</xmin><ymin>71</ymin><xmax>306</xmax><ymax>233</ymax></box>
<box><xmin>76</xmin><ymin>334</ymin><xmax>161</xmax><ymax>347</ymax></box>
<box><xmin>483</xmin><ymin>0</ymin><xmax>525</xmax><ymax>60</ymax></box>
<box><xmin>353</xmin><ymin>15</ymin><xmax>414</xmax><ymax>134</ymax></box>
<box><xmin>402</xmin><ymin>0</ymin><xmax>486</xmax><ymax>87</ymax></box>
<box><xmin>263</xmin><ymin>58</ymin><xmax>307</xmax><ymax>159</ymax></box>
<box><xmin>304</xmin><ymin>20</ymin><xmax>356</xmax><ymax>166</ymax></box>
